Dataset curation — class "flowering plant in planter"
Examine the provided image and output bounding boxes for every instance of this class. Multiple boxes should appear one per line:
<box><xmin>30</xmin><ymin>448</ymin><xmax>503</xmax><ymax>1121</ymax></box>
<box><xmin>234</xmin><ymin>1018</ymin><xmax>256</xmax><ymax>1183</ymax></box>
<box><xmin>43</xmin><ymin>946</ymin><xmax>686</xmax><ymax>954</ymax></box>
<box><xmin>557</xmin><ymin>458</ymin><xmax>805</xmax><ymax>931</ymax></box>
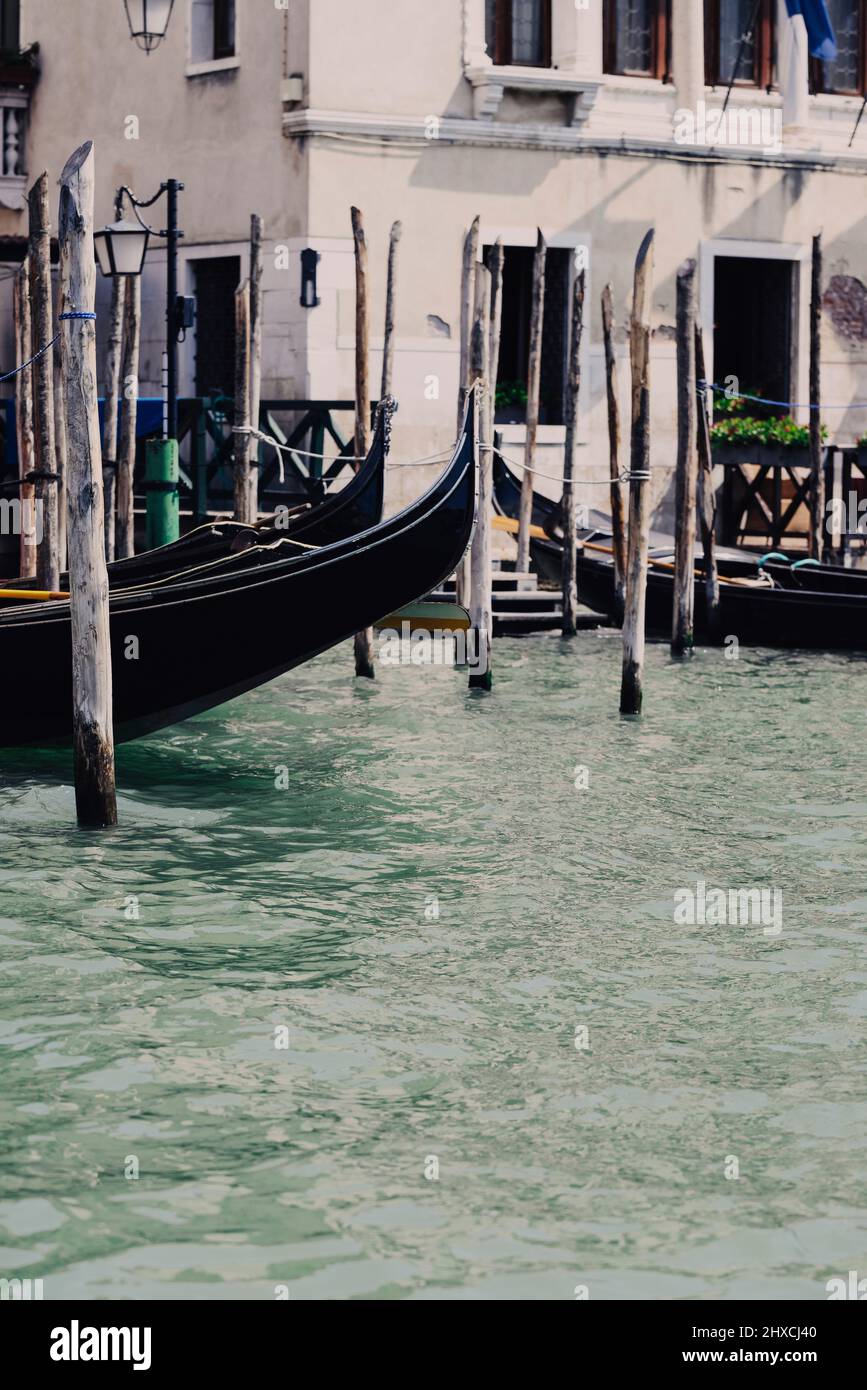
<box><xmin>710</xmin><ymin>388</ymin><xmax>824</xmax><ymax>449</ymax></box>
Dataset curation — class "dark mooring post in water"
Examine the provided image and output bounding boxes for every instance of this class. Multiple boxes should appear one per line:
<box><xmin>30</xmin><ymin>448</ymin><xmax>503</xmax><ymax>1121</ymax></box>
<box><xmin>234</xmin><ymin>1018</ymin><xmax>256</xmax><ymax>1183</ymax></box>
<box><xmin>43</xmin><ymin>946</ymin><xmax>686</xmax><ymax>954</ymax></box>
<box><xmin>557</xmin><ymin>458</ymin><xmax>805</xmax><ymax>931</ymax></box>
<box><xmin>101</xmin><ymin>189</ymin><xmax>125</xmax><ymax>565</ymax></box>
<box><xmin>516</xmin><ymin>229</ymin><xmax>546</xmax><ymax>574</ymax></box>
<box><xmin>117</xmin><ymin>275</ymin><xmax>141</xmax><ymax>560</ymax></box>
<box><xmin>28</xmin><ymin>171</ymin><xmax>59</xmax><ymax>593</ymax></box>
<box><xmin>232</xmin><ymin>278</ymin><xmax>253</xmax><ymax>525</ymax></box>
<box><xmin>671</xmin><ymin>258</ymin><xmax>698</xmax><ymax>658</ymax></box>
<box><xmin>809</xmin><ymin>233</ymin><xmax>824</xmax><ymax>561</ymax></box>
<box><xmin>694</xmin><ymin>324</ymin><xmax>720</xmax><ymax>640</ymax></box>
<box><xmin>59</xmin><ymin>141</ymin><xmax>117</xmax><ymax>828</ymax></box>
<box><xmin>561</xmin><ymin>265</ymin><xmax>585</xmax><ymax>637</ymax></box>
<box><xmin>469</xmin><ymin>266</ymin><xmax>493</xmax><ymax>691</ymax></box>
<box><xmin>14</xmin><ymin>261</ymin><xmax>36</xmax><ymax>581</ymax></box>
<box><xmin>53</xmin><ymin>302</ymin><xmax>68</xmax><ymax>571</ymax></box>
<box><xmin>456</xmin><ymin>216</ymin><xmax>480</xmax><ymax>608</ymax></box>
<box><xmin>351</xmin><ymin>205</ymin><xmax>375</xmax><ymax>678</ymax></box>
<box><xmin>248</xmin><ymin>214</ymin><xmax>264</xmax><ymax>524</ymax></box>
<box><xmin>487</xmin><ymin>238</ymin><xmax>504</xmax><ymax>437</ymax></box>
<box><xmin>620</xmin><ymin>229</ymin><xmax>654</xmax><ymax>717</ymax></box>
<box><xmin>601</xmin><ymin>284</ymin><xmax>627</xmax><ymax>626</ymax></box>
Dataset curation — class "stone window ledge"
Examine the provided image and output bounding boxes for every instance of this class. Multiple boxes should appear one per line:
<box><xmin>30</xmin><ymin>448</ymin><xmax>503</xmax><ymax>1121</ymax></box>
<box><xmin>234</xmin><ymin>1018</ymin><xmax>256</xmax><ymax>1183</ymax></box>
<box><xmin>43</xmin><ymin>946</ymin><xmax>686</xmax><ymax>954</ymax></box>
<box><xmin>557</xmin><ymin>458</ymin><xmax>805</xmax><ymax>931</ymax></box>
<box><xmin>465</xmin><ymin>65</ymin><xmax>601</xmax><ymax>125</ymax></box>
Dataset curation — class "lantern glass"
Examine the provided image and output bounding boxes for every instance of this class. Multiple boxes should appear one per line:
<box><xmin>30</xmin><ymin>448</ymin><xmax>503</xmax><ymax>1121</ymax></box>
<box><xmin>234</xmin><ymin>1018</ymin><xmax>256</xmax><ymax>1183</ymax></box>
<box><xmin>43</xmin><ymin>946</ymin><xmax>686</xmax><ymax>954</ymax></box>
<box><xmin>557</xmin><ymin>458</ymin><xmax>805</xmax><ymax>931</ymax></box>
<box><xmin>124</xmin><ymin>0</ymin><xmax>176</xmax><ymax>53</ymax></box>
<box><xmin>95</xmin><ymin>220</ymin><xmax>150</xmax><ymax>277</ymax></box>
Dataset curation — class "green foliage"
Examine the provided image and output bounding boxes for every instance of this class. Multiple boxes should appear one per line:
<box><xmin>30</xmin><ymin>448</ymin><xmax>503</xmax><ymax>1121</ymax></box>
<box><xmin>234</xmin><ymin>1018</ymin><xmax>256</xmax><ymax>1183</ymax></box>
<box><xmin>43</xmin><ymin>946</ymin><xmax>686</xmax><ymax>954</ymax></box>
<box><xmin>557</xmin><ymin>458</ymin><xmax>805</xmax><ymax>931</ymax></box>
<box><xmin>710</xmin><ymin>387</ymin><xmax>825</xmax><ymax>448</ymax></box>
<box><xmin>495</xmin><ymin>380</ymin><xmax>528</xmax><ymax>410</ymax></box>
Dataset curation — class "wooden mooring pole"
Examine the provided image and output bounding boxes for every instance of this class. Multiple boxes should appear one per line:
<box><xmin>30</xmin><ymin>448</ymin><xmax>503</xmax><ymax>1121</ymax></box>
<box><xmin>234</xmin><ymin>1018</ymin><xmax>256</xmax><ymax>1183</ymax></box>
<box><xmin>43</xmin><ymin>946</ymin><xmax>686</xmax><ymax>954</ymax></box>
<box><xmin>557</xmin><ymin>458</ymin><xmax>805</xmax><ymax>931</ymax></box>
<box><xmin>487</xmin><ymin>238</ymin><xmax>504</xmax><ymax>441</ymax></box>
<box><xmin>809</xmin><ymin>232</ymin><xmax>824</xmax><ymax>560</ymax></box>
<box><xmin>232</xmin><ymin>278</ymin><xmax>252</xmax><ymax>523</ymax></box>
<box><xmin>672</xmin><ymin>258</ymin><xmax>698</xmax><ymax>657</ymax></box>
<box><xmin>456</xmin><ymin>217</ymin><xmax>480</xmax><ymax>608</ymax></box>
<box><xmin>28</xmin><ymin>172</ymin><xmax>59</xmax><ymax>593</ymax></box>
<box><xmin>620</xmin><ymin>230</ymin><xmax>654</xmax><ymax>717</ymax></box>
<box><xmin>381</xmin><ymin>220</ymin><xmax>402</xmax><ymax>399</ymax></box>
<box><xmin>351</xmin><ymin>205</ymin><xmax>375</xmax><ymax>678</ymax></box>
<box><xmin>516</xmin><ymin>229</ymin><xmax>546</xmax><ymax>574</ymax></box>
<box><xmin>469</xmin><ymin>266</ymin><xmax>493</xmax><ymax>691</ymax></box>
<box><xmin>14</xmin><ymin>261</ymin><xmax>36</xmax><ymax>581</ymax></box>
<box><xmin>116</xmin><ymin>275</ymin><xmax>141</xmax><ymax>560</ymax></box>
<box><xmin>695</xmin><ymin>324</ymin><xmax>720</xmax><ymax>640</ymax></box>
<box><xmin>248</xmin><ymin>214</ymin><xmax>264</xmax><ymax>523</ymax></box>
<box><xmin>101</xmin><ymin>194</ymin><xmax>125</xmax><ymax>565</ymax></box>
<box><xmin>601</xmin><ymin>284</ymin><xmax>627</xmax><ymax>625</ymax></box>
<box><xmin>59</xmin><ymin>141</ymin><xmax>117</xmax><ymax>827</ymax></box>
<box><xmin>53</xmin><ymin>324</ymin><xmax>68</xmax><ymax>572</ymax></box>
<box><xmin>561</xmin><ymin>265</ymin><xmax>585</xmax><ymax>637</ymax></box>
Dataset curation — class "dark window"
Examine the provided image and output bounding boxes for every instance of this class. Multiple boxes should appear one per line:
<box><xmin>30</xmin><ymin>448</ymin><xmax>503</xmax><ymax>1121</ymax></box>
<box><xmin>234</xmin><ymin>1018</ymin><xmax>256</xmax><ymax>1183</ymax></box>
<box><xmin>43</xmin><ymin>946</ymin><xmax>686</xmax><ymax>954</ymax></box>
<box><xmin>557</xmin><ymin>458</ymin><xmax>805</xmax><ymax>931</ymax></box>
<box><xmin>487</xmin><ymin>244</ymin><xmax>570</xmax><ymax>427</ymax></box>
<box><xmin>812</xmin><ymin>0</ymin><xmax>865</xmax><ymax>95</ymax></box>
<box><xmin>213</xmin><ymin>0</ymin><xmax>236</xmax><ymax>60</ymax></box>
<box><xmin>705</xmin><ymin>0</ymin><xmax>776</xmax><ymax>89</ymax></box>
<box><xmin>713</xmin><ymin>256</ymin><xmax>795</xmax><ymax>416</ymax></box>
<box><xmin>193</xmin><ymin>257</ymin><xmax>241</xmax><ymax>400</ymax></box>
<box><xmin>604</xmin><ymin>0</ymin><xmax>672</xmax><ymax>80</ymax></box>
<box><xmin>0</xmin><ymin>0</ymin><xmax>20</xmax><ymax>51</ymax></box>
<box><xmin>485</xmin><ymin>0</ymin><xmax>552</xmax><ymax>67</ymax></box>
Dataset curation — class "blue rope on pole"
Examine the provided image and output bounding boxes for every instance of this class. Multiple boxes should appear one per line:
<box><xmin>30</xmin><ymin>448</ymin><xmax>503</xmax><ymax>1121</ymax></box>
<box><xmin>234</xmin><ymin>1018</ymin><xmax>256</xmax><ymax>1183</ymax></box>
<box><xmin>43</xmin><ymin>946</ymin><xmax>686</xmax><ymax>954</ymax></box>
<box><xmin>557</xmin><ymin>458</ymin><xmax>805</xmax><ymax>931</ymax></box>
<box><xmin>0</xmin><ymin>311</ymin><xmax>97</xmax><ymax>384</ymax></box>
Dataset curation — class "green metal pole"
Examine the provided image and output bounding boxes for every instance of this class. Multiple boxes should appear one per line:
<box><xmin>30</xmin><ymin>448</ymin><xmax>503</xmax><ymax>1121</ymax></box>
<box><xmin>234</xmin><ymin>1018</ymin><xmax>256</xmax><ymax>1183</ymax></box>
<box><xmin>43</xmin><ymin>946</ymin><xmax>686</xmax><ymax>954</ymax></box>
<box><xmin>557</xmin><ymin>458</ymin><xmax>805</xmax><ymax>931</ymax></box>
<box><xmin>145</xmin><ymin>438</ymin><xmax>179</xmax><ymax>549</ymax></box>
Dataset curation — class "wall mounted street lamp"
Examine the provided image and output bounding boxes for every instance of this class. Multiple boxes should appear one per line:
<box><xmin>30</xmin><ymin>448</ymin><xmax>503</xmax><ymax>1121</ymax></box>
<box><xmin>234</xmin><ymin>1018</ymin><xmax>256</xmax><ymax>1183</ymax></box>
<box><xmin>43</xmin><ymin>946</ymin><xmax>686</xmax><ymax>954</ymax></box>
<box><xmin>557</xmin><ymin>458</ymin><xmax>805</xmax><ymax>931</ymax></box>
<box><xmin>123</xmin><ymin>0</ymin><xmax>176</xmax><ymax>54</ymax></box>
<box><xmin>94</xmin><ymin>219</ymin><xmax>150</xmax><ymax>278</ymax></box>
<box><xmin>300</xmin><ymin>248</ymin><xmax>321</xmax><ymax>308</ymax></box>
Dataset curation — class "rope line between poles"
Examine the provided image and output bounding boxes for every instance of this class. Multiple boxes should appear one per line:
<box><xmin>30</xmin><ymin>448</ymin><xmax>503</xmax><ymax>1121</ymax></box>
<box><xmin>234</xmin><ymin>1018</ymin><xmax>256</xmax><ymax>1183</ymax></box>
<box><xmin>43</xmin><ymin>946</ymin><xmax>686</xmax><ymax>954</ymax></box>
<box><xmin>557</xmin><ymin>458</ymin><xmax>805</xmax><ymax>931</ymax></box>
<box><xmin>0</xmin><ymin>312</ymin><xmax>97</xmax><ymax>384</ymax></box>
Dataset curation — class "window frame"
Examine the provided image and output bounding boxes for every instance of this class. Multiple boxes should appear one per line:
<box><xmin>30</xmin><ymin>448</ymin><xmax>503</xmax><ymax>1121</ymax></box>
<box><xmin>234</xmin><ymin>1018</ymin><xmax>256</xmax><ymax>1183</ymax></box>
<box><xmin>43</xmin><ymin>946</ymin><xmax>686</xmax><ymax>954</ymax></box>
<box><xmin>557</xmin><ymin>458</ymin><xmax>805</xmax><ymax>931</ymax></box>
<box><xmin>810</xmin><ymin>0</ymin><xmax>867</xmax><ymax>96</ymax></box>
<box><xmin>704</xmin><ymin>0</ymin><xmax>777</xmax><ymax>91</ymax></box>
<box><xmin>487</xmin><ymin>0</ymin><xmax>553</xmax><ymax>69</ymax></box>
<box><xmin>603</xmin><ymin>0</ymin><xmax>672</xmax><ymax>82</ymax></box>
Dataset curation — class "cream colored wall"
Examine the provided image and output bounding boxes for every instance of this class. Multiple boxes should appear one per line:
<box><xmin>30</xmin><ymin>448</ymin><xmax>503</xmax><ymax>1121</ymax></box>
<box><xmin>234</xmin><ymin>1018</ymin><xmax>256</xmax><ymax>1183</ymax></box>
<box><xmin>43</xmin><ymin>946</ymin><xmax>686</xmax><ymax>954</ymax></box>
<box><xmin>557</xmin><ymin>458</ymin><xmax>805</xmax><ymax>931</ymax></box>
<box><xmin>305</xmin><ymin>137</ymin><xmax>867</xmax><ymax>519</ymax></box>
<box><xmin>0</xmin><ymin>0</ymin><xmax>309</xmax><ymax>397</ymax></box>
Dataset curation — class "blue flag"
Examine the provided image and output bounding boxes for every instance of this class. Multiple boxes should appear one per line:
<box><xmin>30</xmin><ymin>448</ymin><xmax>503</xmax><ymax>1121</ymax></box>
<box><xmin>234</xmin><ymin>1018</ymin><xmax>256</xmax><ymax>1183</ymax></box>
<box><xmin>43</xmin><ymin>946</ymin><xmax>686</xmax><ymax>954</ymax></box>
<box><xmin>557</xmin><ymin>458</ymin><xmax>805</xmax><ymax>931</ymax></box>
<box><xmin>785</xmin><ymin>0</ymin><xmax>838</xmax><ymax>62</ymax></box>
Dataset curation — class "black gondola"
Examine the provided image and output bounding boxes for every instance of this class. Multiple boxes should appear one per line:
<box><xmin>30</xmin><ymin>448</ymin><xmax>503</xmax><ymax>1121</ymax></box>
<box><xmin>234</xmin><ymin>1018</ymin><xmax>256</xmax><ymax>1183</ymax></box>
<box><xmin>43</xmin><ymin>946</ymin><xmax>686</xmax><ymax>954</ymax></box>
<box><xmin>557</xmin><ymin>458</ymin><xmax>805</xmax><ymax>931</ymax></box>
<box><xmin>0</xmin><ymin>400</ymin><xmax>390</xmax><ymax>601</ymax></box>
<box><xmin>0</xmin><ymin>398</ymin><xmax>476</xmax><ymax>747</ymax></box>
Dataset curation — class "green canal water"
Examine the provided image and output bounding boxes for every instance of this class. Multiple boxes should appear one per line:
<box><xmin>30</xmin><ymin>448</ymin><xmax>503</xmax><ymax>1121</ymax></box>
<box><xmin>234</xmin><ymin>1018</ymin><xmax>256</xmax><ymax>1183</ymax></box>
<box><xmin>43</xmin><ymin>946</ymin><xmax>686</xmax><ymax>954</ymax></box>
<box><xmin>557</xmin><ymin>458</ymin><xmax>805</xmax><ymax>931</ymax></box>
<box><xmin>1</xmin><ymin>633</ymin><xmax>865</xmax><ymax>1300</ymax></box>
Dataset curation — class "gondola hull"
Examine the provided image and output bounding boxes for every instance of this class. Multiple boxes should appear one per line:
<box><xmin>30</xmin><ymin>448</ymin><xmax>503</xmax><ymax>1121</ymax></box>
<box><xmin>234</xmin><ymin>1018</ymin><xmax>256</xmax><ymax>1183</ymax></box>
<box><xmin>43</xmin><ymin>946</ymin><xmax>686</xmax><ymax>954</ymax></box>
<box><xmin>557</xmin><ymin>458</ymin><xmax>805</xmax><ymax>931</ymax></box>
<box><xmin>0</xmin><ymin>404</ymin><xmax>476</xmax><ymax>747</ymax></box>
<box><xmin>574</xmin><ymin>551</ymin><xmax>867</xmax><ymax>651</ymax></box>
<box><xmin>0</xmin><ymin>404</ymin><xmax>388</xmax><ymax>600</ymax></box>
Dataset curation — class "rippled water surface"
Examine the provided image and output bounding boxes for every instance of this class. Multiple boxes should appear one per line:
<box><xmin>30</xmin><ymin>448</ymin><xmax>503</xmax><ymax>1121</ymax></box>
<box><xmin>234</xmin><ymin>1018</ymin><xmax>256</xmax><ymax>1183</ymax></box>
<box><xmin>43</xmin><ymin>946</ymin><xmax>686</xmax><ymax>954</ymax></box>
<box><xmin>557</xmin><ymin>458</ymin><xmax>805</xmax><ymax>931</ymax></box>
<box><xmin>1</xmin><ymin>634</ymin><xmax>866</xmax><ymax>1300</ymax></box>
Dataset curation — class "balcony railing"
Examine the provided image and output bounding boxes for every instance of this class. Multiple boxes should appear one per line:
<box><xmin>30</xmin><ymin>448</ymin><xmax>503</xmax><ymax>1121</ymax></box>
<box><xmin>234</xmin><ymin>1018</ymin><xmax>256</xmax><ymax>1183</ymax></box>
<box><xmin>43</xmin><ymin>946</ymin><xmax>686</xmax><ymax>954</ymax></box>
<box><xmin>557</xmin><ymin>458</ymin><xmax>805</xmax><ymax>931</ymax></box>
<box><xmin>0</xmin><ymin>45</ymin><xmax>38</xmax><ymax>209</ymax></box>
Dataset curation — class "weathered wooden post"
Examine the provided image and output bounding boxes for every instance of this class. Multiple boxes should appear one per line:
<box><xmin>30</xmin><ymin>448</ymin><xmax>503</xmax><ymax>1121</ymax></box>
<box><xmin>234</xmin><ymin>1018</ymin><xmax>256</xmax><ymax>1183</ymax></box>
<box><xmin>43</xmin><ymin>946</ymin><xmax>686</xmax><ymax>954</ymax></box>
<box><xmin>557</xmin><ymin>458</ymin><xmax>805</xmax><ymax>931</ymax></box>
<box><xmin>381</xmin><ymin>220</ymin><xmax>402</xmax><ymax>399</ymax></box>
<box><xmin>672</xmin><ymin>258</ymin><xmax>698</xmax><ymax>657</ymax></box>
<box><xmin>695</xmin><ymin>324</ymin><xmax>720</xmax><ymax>640</ymax></box>
<box><xmin>457</xmin><ymin>216</ymin><xmax>480</xmax><ymax>437</ymax></box>
<box><xmin>487</xmin><ymin>238</ymin><xmax>504</xmax><ymax>441</ymax></box>
<box><xmin>516</xmin><ymin>229</ymin><xmax>546</xmax><ymax>573</ymax></box>
<box><xmin>601</xmin><ymin>284</ymin><xmax>627</xmax><ymax>625</ymax></box>
<box><xmin>469</xmin><ymin>266</ymin><xmax>493</xmax><ymax>691</ymax></box>
<box><xmin>116</xmin><ymin>275</ymin><xmax>141</xmax><ymax>559</ymax></box>
<box><xmin>14</xmin><ymin>261</ymin><xmax>36</xmax><ymax>581</ymax></box>
<box><xmin>248</xmin><ymin>213</ymin><xmax>264</xmax><ymax>522</ymax></box>
<box><xmin>27</xmin><ymin>173</ymin><xmax>59</xmax><ymax>593</ymax></box>
<box><xmin>456</xmin><ymin>217</ymin><xmax>480</xmax><ymax>607</ymax></box>
<box><xmin>53</xmin><ymin>327</ymin><xmax>68</xmax><ymax>571</ymax></box>
<box><xmin>351</xmin><ymin>205</ymin><xmax>375</xmax><ymax>679</ymax></box>
<box><xmin>809</xmin><ymin>233</ymin><xmax>824</xmax><ymax>560</ymax></box>
<box><xmin>100</xmin><ymin>190</ymin><xmax>125</xmax><ymax>564</ymax></box>
<box><xmin>59</xmin><ymin>141</ymin><xmax>117</xmax><ymax>828</ymax></box>
<box><xmin>562</xmin><ymin>266</ymin><xmax>585</xmax><ymax>637</ymax></box>
<box><xmin>620</xmin><ymin>230</ymin><xmax>655</xmax><ymax>717</ymax></box>
<box><xmin>232</xmin><ymin>278</ymin><xmax>252</xmax><ymax>523</ymax></box>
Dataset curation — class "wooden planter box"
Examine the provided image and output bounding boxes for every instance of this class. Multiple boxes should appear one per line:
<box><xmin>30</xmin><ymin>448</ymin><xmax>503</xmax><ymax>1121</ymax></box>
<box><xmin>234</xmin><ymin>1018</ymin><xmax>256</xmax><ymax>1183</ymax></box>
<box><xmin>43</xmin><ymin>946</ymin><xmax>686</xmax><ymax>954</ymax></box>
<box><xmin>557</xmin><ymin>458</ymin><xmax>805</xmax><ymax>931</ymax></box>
<box><xmin>712</xmin><ymin>441</ymin><xmax>811</xmax><ymax>470</ymax></box>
